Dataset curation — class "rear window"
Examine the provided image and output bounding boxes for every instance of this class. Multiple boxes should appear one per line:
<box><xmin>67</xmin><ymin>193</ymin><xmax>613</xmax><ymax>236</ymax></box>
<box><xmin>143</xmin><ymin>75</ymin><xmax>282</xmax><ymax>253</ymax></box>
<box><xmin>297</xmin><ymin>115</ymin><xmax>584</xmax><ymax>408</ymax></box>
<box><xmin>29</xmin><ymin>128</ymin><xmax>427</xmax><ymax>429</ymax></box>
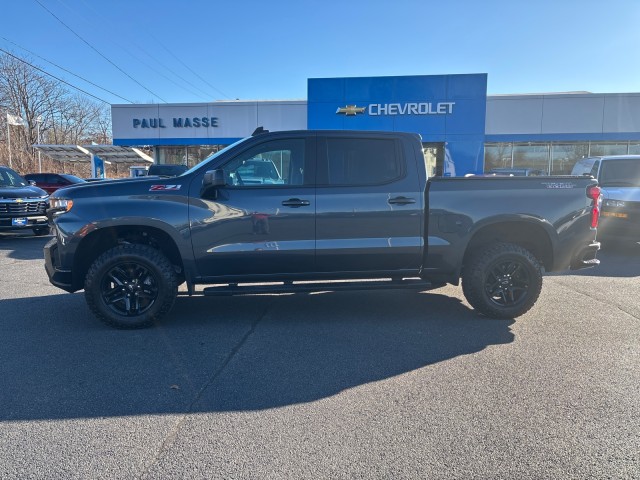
<box><xmin>323</xmin><ymin>138</ymin><xmax>401</xmax><ymax>186</ymax></box>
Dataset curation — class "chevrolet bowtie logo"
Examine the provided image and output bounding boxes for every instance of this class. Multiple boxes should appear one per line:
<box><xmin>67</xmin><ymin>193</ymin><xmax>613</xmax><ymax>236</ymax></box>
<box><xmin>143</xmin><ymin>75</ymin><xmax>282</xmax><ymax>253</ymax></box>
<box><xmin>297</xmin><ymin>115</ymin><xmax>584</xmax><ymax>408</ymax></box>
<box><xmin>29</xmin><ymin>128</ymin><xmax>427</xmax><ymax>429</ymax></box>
<box><xmin>336</xmin><ymin>105</ymin><xmax>366</xmax><ymax>116</ymax></box>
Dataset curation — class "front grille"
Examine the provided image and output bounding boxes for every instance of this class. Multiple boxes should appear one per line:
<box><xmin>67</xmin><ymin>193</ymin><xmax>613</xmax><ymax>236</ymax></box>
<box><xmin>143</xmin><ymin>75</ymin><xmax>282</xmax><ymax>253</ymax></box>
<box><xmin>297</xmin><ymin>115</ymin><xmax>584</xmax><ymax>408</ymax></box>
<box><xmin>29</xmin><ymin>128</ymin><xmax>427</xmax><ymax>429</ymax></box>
<box><xmin>0</xmin><ymin>200</ymin><xmax>47</xmax><ymax>216</ymax></box>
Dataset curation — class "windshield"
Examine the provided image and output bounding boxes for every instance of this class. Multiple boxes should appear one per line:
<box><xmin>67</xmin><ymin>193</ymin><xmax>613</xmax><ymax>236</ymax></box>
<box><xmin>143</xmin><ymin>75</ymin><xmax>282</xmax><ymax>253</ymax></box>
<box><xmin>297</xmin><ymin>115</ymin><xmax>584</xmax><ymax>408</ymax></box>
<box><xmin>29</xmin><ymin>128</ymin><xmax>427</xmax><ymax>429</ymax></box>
<box><xmin>0</xmin><ymin>167</ymin><xmax>28</xmax><ymax>187</ymax></box>
<box><xmin>599</xmin><ymin>159</ymin><xmax>640</xmax><ymax>187</ymax></box>
<box><xmin>182</xmin><ymin>137</ymin><xmax>249</xmax><ymax>176</ymax></box>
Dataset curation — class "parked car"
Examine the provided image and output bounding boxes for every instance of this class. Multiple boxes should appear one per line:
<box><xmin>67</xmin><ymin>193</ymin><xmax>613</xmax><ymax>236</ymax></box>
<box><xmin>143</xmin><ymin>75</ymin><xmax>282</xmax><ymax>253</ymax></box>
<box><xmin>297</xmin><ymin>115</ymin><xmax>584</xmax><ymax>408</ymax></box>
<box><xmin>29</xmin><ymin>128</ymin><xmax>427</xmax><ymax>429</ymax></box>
<box><xmin>24</xmin><ymin>173</ymin><xmax>86</xmax><ymax>194</ymax></box>
<box><xmin>0</xmin><ymin>166</ymin><xmax>50</xmax><ymax>236</ymax></box>
<box><xmin>571</xmin><ymin>155</ymin><xmax>640</xmax><ymax>242</ymax></box>
<box><xmin>44</xmin><ymin>129</ymin><xmax>600</xmax><ymax>328</ymax></box>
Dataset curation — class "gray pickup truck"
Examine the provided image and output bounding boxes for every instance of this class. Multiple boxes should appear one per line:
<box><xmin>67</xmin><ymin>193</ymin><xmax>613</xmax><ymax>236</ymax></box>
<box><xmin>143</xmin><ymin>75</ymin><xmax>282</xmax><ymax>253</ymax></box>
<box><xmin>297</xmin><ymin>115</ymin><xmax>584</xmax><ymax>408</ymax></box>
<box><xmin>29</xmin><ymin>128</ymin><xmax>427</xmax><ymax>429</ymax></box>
<box><xmin>44</xmin><ymin>130</ymin><xmax>601</xmax><ymax>328</ymax></box>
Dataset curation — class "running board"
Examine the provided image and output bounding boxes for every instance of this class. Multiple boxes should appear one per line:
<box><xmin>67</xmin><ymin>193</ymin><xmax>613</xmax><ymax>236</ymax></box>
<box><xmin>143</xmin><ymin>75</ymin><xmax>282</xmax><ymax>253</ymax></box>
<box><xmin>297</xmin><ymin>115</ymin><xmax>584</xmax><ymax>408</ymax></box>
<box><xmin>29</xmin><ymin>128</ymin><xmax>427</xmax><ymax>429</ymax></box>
<box><xmin>200</xmin><ymin>278</ymin><xmax>440</xmax><ymax>297</ymax></box>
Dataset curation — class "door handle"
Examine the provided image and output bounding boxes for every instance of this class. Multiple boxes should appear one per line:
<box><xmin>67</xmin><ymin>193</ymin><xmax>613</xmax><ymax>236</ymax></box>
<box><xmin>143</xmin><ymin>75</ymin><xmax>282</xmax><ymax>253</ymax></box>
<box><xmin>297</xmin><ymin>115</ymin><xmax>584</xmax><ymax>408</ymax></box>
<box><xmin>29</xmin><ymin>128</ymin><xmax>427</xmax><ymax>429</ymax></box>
<box><xmin>388</xmin><ymin>196</ymin><xmax>416</xmax><ymax>205</ymax></box>
<box><xmin>282</xmin><ymin>198</ymin><xmax>311</xmax><ymax>208</ymax></box>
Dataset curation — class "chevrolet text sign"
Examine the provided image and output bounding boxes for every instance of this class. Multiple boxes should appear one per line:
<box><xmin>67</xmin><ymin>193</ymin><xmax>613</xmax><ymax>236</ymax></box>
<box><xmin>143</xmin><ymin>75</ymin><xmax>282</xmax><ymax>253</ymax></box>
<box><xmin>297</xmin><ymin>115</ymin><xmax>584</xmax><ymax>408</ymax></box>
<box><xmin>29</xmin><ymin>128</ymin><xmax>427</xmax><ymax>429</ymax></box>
<box><xmin>336</xmin><ymin>102</ymin><xmax>455</xmax><ymax>116</ymax></box>
<box><xmin>308</xmin><ymin>74</ymin><xmax>488</xmax><ymax>176</ymax></box>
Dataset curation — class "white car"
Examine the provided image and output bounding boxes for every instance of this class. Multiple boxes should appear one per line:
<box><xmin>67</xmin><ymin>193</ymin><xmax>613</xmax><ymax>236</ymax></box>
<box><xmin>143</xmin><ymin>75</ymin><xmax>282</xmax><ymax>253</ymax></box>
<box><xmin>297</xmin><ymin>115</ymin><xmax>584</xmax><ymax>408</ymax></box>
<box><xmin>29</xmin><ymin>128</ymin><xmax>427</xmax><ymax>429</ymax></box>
<box><xmin>571</xmin><ymin>155</ymin><xmax>640</xmax><ymax>242</ymax></box>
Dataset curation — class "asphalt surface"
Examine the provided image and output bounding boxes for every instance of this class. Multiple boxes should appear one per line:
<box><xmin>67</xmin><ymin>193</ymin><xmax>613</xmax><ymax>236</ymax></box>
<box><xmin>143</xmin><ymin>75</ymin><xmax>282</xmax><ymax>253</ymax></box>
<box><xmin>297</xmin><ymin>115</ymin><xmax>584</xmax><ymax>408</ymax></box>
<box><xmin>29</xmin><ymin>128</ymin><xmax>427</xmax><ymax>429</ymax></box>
<box><xmin>0</xmin><ymin>232</ymin><xmax>638</xmax><ymax>479</ymax></box>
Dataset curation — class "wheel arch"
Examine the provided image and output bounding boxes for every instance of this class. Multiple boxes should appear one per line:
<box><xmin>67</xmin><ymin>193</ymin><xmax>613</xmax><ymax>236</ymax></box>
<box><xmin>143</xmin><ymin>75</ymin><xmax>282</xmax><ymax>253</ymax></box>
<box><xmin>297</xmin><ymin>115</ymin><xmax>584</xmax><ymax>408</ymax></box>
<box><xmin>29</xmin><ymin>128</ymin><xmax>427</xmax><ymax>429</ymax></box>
<box><xmin>462</xmin><ymin>217</ymin><xmax>556</xmax><ymax>273</ymax></box>
<box><xmin>71</xmin><ymin>224</ymin><xmax>188</xmax><ymax>291</ymax></box>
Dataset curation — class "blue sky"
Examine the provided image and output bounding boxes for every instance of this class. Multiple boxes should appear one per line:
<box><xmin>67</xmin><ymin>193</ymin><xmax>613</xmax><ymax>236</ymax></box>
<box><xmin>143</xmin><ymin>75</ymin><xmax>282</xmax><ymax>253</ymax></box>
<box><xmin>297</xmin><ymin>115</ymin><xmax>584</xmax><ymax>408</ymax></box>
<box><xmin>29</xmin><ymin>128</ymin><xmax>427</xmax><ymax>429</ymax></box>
<box><xmin>1</xmin><ymin>0</ymin><xmax>639</xmax><ymax>105</ymax></box>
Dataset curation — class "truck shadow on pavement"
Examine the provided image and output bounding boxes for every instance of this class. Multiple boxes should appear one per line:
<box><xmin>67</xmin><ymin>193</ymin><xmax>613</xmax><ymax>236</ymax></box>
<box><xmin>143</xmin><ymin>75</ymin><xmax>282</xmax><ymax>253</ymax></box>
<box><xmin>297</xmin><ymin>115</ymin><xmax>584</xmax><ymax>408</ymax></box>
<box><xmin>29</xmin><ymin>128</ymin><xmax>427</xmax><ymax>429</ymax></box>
<box><xmin>0</xmin><ymin>289</ymin><xmax>513</xmax><ymax>421</ymax></box>
<box><xmin>0</xmin><ymin>233</ymin><xmax>50</xmax><ymax>261</ymax></box>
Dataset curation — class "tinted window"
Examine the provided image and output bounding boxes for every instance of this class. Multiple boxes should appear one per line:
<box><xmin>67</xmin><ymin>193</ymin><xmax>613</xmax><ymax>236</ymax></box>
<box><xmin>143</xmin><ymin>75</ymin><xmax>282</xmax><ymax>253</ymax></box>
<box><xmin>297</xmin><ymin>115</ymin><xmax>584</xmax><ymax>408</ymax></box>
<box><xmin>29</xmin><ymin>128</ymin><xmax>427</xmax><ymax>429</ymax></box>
<box><xmin>222</xmin><ymin>139</ymin><xmax>305</xmax><ymax>186</ymax></box>
<box><xmin>59</xmin><ymin>174</ymin><xmax>86</xmax><ymax>184</ymax></box>
<box><xmin>25</xmin><ymin>174</ymin><xmax>44</xmax><ymax>183</ymax></box>
<box><xmin>599</xmin><ymin>159</ymin><xmax>640</xmax><ymax>187</ymax></box>
<box><xmin>324</xmin><ymin>138</ymin><xmax>401</xmax><ymax>186</ymax></box>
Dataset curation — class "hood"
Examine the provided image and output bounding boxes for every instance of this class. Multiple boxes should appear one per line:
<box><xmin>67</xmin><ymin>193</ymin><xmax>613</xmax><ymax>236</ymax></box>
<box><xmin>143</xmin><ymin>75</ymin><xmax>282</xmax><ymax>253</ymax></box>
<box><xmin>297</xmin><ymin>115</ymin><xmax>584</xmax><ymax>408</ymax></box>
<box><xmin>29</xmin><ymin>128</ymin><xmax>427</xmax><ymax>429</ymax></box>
<box><xmin>0</xmin><ymin>184</ymin><xmax>48</xmax><ymax>199</ymax></box>
<box><xmin>601</xmin><ymin>186</ymin><xmax>640</xmax><ymax>203</ymax></box>
<box><xmin>51</xmin><ymin>175</ymin><xmax>189</xmax><ymax>198</ymax></box>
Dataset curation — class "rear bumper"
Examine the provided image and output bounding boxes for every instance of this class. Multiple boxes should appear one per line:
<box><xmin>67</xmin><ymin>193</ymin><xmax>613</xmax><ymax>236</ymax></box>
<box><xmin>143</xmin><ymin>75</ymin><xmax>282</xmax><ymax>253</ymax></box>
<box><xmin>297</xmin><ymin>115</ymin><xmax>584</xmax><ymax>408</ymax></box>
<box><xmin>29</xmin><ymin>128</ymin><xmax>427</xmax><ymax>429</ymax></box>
<box><xmin>570</xmin><ymin>240</ymin><xmax>601</xmax><ymax>270</ymax></box>
<box><xmin>44</xmin><ymin>237</ymin><xmax>77</xmax><ymax>292</ymax></box>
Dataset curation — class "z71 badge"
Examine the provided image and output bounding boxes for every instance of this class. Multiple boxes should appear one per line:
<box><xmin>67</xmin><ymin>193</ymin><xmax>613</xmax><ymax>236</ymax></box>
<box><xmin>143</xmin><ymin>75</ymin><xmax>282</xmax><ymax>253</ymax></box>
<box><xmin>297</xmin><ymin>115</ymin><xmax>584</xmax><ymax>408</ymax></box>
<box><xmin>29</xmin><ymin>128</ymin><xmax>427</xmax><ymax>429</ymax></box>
<box><xmin>149</xmin><ymin>185</ymin><xmax>182</xmax><ymax>191</ymax></box>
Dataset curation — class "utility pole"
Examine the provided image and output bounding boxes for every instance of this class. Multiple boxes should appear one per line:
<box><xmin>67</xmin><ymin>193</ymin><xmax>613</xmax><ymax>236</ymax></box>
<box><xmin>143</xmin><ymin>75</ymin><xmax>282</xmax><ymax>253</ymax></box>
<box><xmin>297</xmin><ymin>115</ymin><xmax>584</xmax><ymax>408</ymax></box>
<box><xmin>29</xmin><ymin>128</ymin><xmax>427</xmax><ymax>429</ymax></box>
<box><xmin>36</xmin><ymin>116</ymin><xmax>42</xmax><ymax>173</ymax></box>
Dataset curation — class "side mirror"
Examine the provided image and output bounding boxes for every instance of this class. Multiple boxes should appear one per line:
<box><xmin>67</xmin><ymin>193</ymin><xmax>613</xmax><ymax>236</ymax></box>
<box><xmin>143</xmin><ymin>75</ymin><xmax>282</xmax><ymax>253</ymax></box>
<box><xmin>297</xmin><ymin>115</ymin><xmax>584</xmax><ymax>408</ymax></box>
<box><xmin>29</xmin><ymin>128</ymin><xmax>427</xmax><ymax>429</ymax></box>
<box><xmin>28</xmin><ymin>180</ymin><xmax>36</xmax><ymax>186</ymax></box>
<box><xmin>203</xmin><ymin>169</ymin><xmax>226</xmax><ymax>188</ymax></box>
<box><xmin>201</xmin><ymin>169</ymin><xmax>226</xmax><ymax>198</ymax></box>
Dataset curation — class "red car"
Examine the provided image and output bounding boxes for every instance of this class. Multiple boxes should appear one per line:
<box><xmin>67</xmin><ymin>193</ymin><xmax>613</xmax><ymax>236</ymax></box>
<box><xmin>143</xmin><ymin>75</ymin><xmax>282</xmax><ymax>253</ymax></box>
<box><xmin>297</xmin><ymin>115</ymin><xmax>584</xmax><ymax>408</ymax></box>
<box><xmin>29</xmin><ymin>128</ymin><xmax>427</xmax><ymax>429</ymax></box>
<box><xmin>23</xmin><ymin>173</ymin><xmax>86</xmax><ymax>194</ymax></box>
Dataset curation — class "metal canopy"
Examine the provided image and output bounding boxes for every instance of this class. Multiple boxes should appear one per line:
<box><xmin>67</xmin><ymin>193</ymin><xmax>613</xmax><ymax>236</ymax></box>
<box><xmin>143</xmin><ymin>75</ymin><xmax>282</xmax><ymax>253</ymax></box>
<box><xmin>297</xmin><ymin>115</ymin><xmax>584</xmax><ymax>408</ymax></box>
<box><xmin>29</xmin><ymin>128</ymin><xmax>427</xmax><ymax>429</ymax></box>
<box><xmin>33</xmin><ymin>145</ymin><xmax>153</xmax><ymax>164</ymax></box>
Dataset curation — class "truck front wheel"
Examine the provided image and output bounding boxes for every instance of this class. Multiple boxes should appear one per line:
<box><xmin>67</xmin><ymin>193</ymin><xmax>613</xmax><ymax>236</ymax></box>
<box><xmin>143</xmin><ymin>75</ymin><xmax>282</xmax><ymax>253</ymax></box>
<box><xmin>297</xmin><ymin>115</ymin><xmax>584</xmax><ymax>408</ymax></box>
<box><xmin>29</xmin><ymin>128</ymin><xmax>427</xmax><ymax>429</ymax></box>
<box><xmin>462</xmin><ymin>242</ymin><xmax>543</xmax><ymax>319</ymax></box>
<box><xmin>84</xmin><ymin>244</ymin><xmax>178</xmax><ymax>329</ymax></box>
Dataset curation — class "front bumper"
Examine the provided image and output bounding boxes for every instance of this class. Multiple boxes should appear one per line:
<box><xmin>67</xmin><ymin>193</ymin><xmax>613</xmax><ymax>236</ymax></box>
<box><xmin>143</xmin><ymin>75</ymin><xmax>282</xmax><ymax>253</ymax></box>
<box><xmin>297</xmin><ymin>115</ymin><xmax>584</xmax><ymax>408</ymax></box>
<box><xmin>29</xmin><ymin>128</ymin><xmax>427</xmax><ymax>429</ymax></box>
<box><xmin>44</xmin><ymin>237</ymin><xmax>76</xmax><ymax>292</ymax></box>
<box><xmin>0</xmin><ymin>215</ymin><xmax>48</xmax><ymax>231</ymax></box>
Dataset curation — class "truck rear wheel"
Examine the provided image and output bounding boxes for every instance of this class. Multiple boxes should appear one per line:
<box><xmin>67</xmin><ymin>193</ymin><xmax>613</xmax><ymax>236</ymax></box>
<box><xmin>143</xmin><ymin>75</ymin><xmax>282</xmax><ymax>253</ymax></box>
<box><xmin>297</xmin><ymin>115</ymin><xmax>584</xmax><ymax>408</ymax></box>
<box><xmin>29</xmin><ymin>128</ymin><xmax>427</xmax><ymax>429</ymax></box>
<box><xmin>462</xmin><ymin>242</ymin><xmax>543</xmax><ymax>319</ymax></box>
<box><xmin>84</xmin><ymin>244</ymin><xmax>178</xmax><ymax>329</ymax></box>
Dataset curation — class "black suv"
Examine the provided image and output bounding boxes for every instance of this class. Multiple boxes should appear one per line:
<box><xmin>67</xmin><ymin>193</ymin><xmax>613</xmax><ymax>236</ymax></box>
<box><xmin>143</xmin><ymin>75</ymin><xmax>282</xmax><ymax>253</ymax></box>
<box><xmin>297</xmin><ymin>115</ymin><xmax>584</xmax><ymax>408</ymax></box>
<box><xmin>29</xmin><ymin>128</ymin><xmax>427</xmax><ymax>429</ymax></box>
<box><xmin>0</xmin><ymin>166</ymin><xmax>50</xmax><ymax>236</ymax></box>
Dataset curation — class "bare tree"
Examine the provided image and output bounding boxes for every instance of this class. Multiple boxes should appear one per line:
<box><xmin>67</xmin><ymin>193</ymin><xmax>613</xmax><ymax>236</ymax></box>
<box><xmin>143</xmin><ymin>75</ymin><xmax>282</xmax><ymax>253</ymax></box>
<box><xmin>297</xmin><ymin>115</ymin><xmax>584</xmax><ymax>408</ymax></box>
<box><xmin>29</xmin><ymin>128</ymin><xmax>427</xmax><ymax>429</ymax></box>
<box><xmin>0</xmin><ymin>51</ymin><xmax>113</xmax><ymax>175</ymax></box>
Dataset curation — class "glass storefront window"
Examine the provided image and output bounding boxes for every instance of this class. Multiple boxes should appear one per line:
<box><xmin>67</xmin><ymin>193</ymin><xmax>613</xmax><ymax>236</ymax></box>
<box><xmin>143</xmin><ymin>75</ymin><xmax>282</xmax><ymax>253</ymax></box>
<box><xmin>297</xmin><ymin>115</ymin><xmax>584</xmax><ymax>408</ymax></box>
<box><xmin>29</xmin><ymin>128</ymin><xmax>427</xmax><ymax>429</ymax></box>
<box><xmin>422</xmin><ymin>143</ymin><xmax>443</xmax><ymax>177</ymax></box>
<box><xmin>484</xmin><ymin>143</ymin><xmax>513</xmax><ymax>171</ymax></box>
<box><xmin>628</xmin><ymin>143</ymin><xmax>640</xmax><ymax>154</ymax></box>
<box><xmin>551</xmin><ymin>143</ymin><xmax>589</xmax><ymax>175</ymax></box>
<box><xmin>512</xmin><ymin>144</ymin><xmax>549</xmax><ymax>173</ymax></box>
<box><xmin>156</xmin><ymin>145</ymin><xmax>228</xmax><ymax>168</ymax></box>
<box><xmin>589</xmin><ymin>142</ymin><xmax>628</xmax><ymax>156</ymax></box>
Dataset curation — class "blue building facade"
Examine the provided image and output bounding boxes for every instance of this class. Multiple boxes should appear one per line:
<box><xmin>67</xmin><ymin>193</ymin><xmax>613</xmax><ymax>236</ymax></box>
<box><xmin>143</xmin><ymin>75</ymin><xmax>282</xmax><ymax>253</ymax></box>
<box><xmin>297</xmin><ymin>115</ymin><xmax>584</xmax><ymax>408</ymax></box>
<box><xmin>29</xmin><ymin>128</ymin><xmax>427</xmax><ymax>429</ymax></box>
<box><xmin>307</xmin><ymin>74</ymin><xmax>488</xmax><ymax>176</ymax></box>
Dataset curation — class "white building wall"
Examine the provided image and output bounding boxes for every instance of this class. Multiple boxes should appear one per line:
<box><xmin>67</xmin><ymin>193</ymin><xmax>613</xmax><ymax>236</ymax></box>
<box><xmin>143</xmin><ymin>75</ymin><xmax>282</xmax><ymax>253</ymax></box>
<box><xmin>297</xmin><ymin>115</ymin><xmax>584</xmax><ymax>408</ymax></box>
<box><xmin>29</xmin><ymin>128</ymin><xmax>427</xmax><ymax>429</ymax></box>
<box><xmin>112</xmin><ymin>100</ymin><xmax>307</xmax><ymax>143</ymax></box>
<box><xmin>486</xmin><ymin>93</ymin><xmax>640</xmax><ymax>135</ymax></box>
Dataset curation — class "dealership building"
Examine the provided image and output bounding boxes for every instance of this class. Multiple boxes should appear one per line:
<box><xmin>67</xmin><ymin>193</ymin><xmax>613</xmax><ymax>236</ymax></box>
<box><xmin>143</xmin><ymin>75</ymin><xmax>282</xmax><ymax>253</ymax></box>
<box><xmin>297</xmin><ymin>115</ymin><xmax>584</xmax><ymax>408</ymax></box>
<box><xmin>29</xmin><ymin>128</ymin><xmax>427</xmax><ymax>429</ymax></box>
<box><xmin>111</xmin><ymin>74</ymin><xmax>640</xmax><ymax>176</ymax></box>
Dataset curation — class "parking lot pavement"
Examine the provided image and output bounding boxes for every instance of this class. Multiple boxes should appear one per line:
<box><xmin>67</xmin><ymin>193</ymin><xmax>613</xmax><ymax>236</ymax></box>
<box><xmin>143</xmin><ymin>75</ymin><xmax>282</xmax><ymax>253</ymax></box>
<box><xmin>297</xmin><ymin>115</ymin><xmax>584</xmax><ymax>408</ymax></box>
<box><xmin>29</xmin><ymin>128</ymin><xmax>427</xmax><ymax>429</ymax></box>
<box><xmin>0</xmin><ymin>233</ymin><xmax>638</xmax><ymax>479</ymax></box>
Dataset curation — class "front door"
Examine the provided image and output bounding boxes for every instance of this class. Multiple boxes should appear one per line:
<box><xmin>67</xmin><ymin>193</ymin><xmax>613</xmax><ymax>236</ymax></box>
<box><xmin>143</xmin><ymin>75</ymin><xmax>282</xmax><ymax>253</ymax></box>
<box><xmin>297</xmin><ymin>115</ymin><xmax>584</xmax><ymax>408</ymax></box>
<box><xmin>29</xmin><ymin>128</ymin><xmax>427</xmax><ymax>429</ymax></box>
<box><xmin>189</xmin><ymin>135</ymin><xmax>316</xmax><ymax>279</ymax></box>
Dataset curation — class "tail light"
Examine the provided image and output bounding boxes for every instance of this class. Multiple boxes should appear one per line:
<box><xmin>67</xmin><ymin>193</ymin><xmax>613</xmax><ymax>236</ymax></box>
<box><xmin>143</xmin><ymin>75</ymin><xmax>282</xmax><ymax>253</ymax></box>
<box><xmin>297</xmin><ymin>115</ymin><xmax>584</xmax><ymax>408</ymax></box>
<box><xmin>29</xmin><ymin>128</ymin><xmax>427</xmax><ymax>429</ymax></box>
<box><xmin>587</xmin><ymin>185</ymin><xmax>602</xmax><ymax>229</ymax></box>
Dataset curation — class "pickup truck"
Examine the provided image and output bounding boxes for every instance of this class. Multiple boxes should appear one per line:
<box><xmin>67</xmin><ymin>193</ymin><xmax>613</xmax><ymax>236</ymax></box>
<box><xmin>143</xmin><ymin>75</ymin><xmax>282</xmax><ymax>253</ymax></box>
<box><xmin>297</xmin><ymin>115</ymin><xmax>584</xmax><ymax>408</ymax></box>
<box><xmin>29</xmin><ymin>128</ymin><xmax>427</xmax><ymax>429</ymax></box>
<box><xmin>44</xmin><ymin>130</ymin><xmax>601</xmax><ymax>328</ymax></box>
<box><xmin>571</xmin><ymin>155</ymin><xmax>640</xmax><ymax>242</ymax></box>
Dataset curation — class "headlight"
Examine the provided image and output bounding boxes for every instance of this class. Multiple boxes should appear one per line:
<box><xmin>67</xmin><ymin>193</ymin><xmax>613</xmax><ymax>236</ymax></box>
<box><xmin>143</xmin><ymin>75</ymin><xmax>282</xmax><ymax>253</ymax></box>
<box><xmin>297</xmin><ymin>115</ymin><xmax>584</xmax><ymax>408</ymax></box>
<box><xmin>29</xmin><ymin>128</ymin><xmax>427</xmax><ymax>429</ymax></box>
<box><xmin>604</xmin><ymin>199</ymin><xmax>626</xmax><ymax>208</ymax></box>
<box><xmin>50</xmin><ymin>198</ymin><xmax>74</xmax><ymax>212</ymax></box>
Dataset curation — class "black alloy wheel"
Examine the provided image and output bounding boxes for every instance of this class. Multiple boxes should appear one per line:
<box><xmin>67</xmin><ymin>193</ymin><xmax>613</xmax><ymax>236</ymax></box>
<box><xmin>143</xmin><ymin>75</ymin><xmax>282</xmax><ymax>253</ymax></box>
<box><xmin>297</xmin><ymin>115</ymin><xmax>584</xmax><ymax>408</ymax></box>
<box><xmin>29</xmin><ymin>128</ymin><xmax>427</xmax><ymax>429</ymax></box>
<box><xmin>484</xmin><ymin>257</ymin><xmax>531</xmax><ymax>308</ymax></box>
<box><xmin>100</xmin><ymin>262</ymin><xmax>159</xmax><ymax>316</ymax></box>
<box><xmin>84</xmin><ymin>244</ymin><xmax>178</xmax><ymax>328</ymax></box>
<box><xmin>462</xmin><ymin>242</ymin><xmax>543</xmax><ymax>319</ymax></box>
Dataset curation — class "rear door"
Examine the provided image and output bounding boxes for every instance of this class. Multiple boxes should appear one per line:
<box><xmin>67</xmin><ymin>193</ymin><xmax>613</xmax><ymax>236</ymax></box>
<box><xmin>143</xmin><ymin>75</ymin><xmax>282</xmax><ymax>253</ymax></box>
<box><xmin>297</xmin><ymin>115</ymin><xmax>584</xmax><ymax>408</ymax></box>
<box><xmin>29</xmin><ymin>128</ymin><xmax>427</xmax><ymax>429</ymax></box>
<box><xmin>314</xmin><ymin>133</ymin><xmax>423</xmax><ymax>273</ymax></box>
<box><xmin>189</xmin><ymin>134</ymin><xmax>316</xmax><ymax>278</ymax></box>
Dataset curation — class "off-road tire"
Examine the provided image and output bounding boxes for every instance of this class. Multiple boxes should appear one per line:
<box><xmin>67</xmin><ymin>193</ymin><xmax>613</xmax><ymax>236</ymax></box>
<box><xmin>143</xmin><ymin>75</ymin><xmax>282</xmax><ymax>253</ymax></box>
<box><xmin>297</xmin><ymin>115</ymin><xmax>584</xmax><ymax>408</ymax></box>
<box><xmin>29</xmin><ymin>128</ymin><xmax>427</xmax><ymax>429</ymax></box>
<box><xmin>462</xmin><ymin>242</ymin><xmax>543</xmax><ymax>319</ymax></box>
<box><xmin>84</xmin><ymin>244</ymin><xmax>178</xmax><ymax>329</ymax></box>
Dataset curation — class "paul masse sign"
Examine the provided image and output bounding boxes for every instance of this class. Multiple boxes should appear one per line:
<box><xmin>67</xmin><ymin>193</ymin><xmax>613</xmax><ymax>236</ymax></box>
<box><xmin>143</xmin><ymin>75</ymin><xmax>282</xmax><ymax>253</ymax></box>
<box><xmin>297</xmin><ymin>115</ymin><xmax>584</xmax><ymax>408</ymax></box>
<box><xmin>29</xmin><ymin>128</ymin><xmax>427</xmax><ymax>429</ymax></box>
<box><xmin>132</xmin><ymin>117</ymin><xmax>219</xmax><ymax>128</ymax></box>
